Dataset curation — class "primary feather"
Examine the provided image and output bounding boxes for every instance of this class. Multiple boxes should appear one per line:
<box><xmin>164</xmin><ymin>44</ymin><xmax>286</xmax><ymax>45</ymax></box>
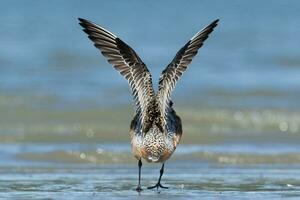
<box><xmin>157</xmin><ymin>19</ymin><xmax>219</xmax><ymax>126</ymax></box>
<box><xmin>79</xmin><ymin>18</ymin><xmax>155</xmax><ymax>126</ymax></box>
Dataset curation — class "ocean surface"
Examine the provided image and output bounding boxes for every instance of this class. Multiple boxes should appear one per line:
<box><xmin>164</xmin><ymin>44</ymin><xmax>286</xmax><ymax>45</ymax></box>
<box><xmin>0</xmin><ymin>0</ymin><xmax>300</xmax><ymax>199</ymax></box>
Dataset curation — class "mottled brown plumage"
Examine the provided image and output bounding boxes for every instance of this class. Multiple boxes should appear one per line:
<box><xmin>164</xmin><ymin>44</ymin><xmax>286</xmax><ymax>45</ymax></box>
<box><xmin>79</xmin><ymin>18</ymin><xmax>219</xmax><ymax>191</ymax></box>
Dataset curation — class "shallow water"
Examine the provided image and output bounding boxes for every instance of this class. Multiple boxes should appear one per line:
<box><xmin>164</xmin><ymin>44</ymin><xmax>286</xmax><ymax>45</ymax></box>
<box><xmin>1</xmin><ymin>143</ymin><xmax>300</xmax><ymax>199</ymax></box>
<box><xmin>1</xmin><ymin>162</ymin><xmax>300</xmax><ymax>200</ymax></box>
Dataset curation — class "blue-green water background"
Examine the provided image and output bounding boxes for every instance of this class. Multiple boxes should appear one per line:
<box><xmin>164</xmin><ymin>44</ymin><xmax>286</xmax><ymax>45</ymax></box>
<box><xmin>1</xmin><ymin>0</ymin><xmax>300</xmax><ymax>108</ymax></box>
<box><xmin>0</xmin><ymin>1</ymin><xmax>300</xmax><ymax>199</ymax></box>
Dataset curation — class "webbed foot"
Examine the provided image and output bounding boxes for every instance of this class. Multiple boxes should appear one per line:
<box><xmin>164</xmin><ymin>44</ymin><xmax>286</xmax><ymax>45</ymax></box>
<box><xmin>147</xmin><ymin>182</ymin><xmax>168</xmax><ymax>190</ymax></box>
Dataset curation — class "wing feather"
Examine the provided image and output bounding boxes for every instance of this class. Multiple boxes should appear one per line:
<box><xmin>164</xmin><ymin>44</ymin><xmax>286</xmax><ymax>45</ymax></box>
<box><xmin>157</xmin><ymin>19</ymin><xmax>219</xmax><ymax>124</ymax></box>
<box><xmin>79</xmin><ymin>18</ymin><xmax>155</xmax><ymax>123</ymax></box>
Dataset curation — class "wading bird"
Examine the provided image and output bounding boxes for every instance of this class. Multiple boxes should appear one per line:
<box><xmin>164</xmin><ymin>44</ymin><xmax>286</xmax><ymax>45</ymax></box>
<box><xmin>79</xmin><ymin>18</ymin><xmax>218</xmax><ymax>192</ymax></box>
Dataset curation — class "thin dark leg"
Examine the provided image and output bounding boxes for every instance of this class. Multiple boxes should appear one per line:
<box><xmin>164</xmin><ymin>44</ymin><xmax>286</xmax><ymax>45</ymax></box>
<box><xmin>136</xmin><ymin>159</ymin><xmax>143</xmax><ymax>192</ymax></box>
<box><xmin>147</xmin><ymin>163</ymin><xmax>168</xmax><ymax>190</ymax></box>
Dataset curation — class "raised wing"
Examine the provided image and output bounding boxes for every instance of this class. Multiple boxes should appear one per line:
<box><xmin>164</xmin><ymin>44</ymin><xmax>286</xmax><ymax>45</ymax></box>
<box><xmin>79</xmin><ymin>18</ymin><xmax>155</xmax><ymax>123</ymax></box>
<box><xmin>157</xmin><ymin>19</ymin><xmax>219</xmax><ymax>124</ymax></box>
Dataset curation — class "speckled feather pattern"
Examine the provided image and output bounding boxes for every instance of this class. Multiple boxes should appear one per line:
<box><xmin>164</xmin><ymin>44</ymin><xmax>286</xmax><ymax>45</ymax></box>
<box><xmin>130</xmin><ymin>104</ymin><xmax>182</xmax><ymax>163</ymax></box>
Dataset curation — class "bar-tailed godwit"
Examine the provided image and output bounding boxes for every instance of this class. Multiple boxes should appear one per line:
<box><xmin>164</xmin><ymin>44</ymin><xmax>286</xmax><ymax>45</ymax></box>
<box><xmin>79</xmin><ymin>18</ymin><xmax>218</xmax><ymax>192</ymax></box>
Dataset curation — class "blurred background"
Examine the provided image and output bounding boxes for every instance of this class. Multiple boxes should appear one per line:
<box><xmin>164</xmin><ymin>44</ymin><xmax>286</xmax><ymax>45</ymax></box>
<box><xmin>0</xmin><ymin>0</ymin><xmax>300</xmax><ymax>199</ymax></box>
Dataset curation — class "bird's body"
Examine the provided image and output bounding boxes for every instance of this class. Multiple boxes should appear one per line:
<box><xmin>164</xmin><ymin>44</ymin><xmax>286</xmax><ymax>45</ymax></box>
<box><xmin>79</xmin><ymin>18</ymin><xmax>218</xmax><ymax>191</ymax></box>
<box><xmin>130</xmin><ymin>104</ymin><xmax>182</xmax><ymax>163</ymax></box>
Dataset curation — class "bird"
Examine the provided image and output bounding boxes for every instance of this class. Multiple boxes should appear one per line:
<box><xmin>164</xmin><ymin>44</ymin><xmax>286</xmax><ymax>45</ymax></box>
<box><xmin>78</xmin><ymin>18</ymin><xmax>219</xmax><ymax>192</ymax></box>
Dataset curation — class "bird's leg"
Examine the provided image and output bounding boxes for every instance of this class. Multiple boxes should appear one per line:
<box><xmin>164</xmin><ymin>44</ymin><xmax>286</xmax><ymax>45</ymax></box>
<box><xmin>147</xmin><ymin>163</ymin><xmax>168</xmax><ymax>190</ymax></box>
<box><xmin>136</xmin><ymin>159</ymin><xmax>143</xmax><ymax>192</ymax></box>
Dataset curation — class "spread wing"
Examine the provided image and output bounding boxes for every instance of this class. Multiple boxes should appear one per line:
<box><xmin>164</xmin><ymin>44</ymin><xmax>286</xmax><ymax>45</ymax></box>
<box><xmin>157</xmin><ymin>19</ymin><xmax>219</xmax><ymax>124</ymax></box>
<box><xmin>79</xmin><ymin>18</ymin><xmax>155</xmax><ymax>123</ymax></box>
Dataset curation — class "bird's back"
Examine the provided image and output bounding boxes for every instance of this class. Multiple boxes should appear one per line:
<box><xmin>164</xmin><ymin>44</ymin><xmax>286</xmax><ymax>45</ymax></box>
<box><xmin>130</xmin><ymin>100</ymin><xmax>182</xmax><ymax>163</ymax></box>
